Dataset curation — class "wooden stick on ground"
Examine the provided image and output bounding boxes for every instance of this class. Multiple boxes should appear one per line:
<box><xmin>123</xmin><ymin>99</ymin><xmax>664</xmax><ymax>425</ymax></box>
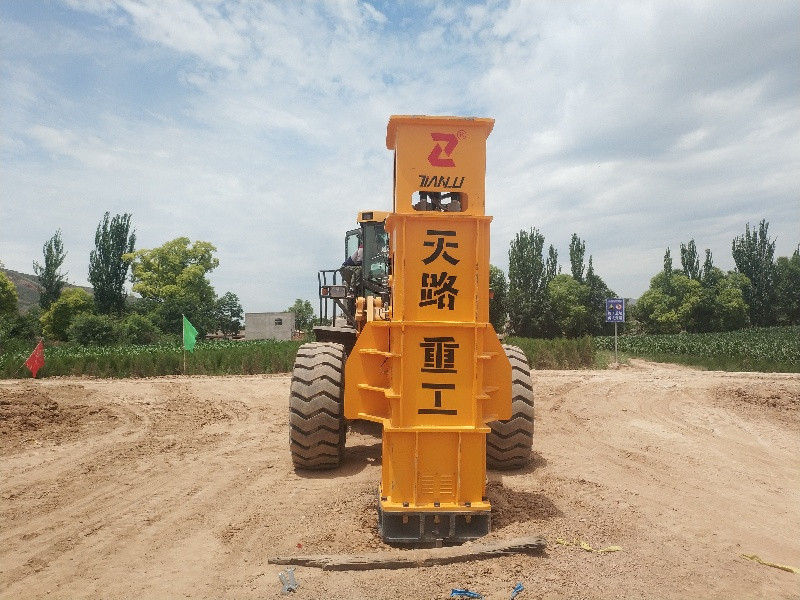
<box><xmin>268</xmin><ymin>536</ymin><xmax>546</xmax><ymax>571</ymax></box>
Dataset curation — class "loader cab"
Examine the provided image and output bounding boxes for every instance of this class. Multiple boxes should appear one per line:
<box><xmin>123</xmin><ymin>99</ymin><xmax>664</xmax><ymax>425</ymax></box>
<box><xmin>316</xmin><ymin>211</ymin><xmax>391</xmax><ymax>348</ymax></box>
<box><xmin>342</xmin><ymin>215</ymin><xmax>390</xmax><ymax>301</ymax></box>
<box><xmin>344</xmin><ymin>229</ymin><xmax>360</xmax><ymax>264</ymax></box>
<box><xmin>358</xmin><ymin>217</ymin><xmax>390</xmax><ymax>299</ymax></box>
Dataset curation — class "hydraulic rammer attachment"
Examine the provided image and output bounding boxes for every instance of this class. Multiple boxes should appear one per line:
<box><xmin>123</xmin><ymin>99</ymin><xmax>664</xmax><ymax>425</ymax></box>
<box><xmin>344</xmin><ymin>116</ymin><xmax>513</xmax><ymax>544</ymax></box>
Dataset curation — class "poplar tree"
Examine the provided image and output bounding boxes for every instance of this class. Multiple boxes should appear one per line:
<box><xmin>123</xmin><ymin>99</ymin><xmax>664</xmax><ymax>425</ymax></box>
<box><xmin>507</xmin><ymin>228</ymin><xmax>558</xmax><ymax>338</ymax></box>
<box><xmin>33</xmin><ymin>230</ymin><xmax>68</xmax><ymax>310</ymax></box>
<box><xmin>89</xmin><ymin>212</ymin><xmax>136</xmax><ymax>315</ymax></box>
<box><xmin>488</xmin><ymin>264</ymin><xmax>508</xmax><ymax>333</ymax></box>
<box><xmin>680</xmin><ymin>239</ymin><xmax>701</xmax><ymax>280</ymax></box>
<box><xmin>732</xmin><ymin>220</ymin><xmax>776</xmax><ymax>327</ymax></box>
<box><xmin>775</xmin><ymin>246</ymin><xmax>800</xmax><ymax>326</ymax></box>
<box><xmin>584</xmin><ymin>257</ymin><xmax>616</xmax><ymax>335</ymax></box>
<box><xmin>569</xmin><ymin>233</ymin><xmax>586</xmax><ymax>283</ymax></box>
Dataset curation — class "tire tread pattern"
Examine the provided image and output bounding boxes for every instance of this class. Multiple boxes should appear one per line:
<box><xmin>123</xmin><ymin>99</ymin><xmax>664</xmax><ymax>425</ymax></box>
<box><xmin>289</xmin><ymin>342</ymin><xmax>346</xmax><ymax>470</ymax></box>
<box><xmin>486</xmin><ymin>344</ymin><xmax>535</xmax><ymax>470</ymax></box>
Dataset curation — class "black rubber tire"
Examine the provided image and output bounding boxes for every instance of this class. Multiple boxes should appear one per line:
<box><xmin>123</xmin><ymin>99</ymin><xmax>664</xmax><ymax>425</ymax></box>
<box><xmin>486</xmin><ymin>344</ymin><xmax>535</xmax><ymax>470</ymax></box>
<box><xmin>289</xmin><ymin>342</ymin><xmax>346</xmax><ymax>470</ymax></box>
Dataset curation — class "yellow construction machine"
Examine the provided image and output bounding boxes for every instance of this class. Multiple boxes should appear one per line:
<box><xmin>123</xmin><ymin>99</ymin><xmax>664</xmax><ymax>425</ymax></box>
<box><xmin>289</xmin><ymin>115</ymin><xmax>534</xmax><ymax>544</ymax></box>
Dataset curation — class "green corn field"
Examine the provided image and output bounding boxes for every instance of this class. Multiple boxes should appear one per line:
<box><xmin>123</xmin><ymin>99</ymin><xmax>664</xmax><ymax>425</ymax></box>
<box><xmin>594</xmin><ymin>326</ymin><xmax>800</xmax><ymax>372</ymax></box>
<box><xmin>0</xmin><ymin>339</ymin><xmax>302</xmax><ymax>379</ymax></box>
<box><xmin>3</xmin><ymin>327</ymin><xmax>798</xmax><ymax>378</ymax></box>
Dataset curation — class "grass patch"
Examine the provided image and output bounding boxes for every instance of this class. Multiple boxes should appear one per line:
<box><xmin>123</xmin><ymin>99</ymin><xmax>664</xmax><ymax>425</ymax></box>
<box><xmin>505</xmin><ymin>336</ymin><xmax>596</xmax><ymax>369</ymax></box>
<box><xmin>593</xmin><ymin>350</ymin><xmax>631</xmax><ymax>369</ymax></box>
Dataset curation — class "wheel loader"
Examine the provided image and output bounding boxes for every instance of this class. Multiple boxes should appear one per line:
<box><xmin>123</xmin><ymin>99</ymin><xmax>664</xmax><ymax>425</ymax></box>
<box><xmin>289</xmin><ymin>115</ymin><xmax>534</xmax><ymax>545</ymax></box>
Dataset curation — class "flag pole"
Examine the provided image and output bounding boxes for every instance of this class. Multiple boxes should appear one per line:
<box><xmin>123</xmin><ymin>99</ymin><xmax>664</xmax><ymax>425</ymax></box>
<box><xmin>182</xmin><ymin>314</ymin><xmax>186</xmax><ymax>375</ymax></box>
<box><xmin>181</xmin><ymin>314</ymin><xmax>198</xmax><ymax>375</ymax></box>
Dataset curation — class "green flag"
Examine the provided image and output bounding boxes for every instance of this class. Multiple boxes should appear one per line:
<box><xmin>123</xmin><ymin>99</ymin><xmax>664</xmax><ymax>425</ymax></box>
<box><xmin>183</xmin><ymin>315</ymin><xmax>198</xmax><ymax>352</ymax></box>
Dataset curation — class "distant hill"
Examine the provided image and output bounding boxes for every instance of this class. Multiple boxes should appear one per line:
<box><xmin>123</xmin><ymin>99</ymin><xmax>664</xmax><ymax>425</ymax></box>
<box><xmin>1</xmin><ymin>268</ymin><xmax>94</xmax><ymax>313</ymax></box>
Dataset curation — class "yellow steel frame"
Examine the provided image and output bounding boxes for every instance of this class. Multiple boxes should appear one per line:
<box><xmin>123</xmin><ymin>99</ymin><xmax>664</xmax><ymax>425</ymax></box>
<box><xmin>345</xmin><ymin>116</ymin><xmax>510</xmax><ymax>542</ymax></box>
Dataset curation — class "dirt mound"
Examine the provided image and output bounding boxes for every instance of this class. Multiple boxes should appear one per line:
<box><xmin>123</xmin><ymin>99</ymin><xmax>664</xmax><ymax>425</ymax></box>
<box><xmin>0</xmin><ymin>383</ymin><xmax>118</xmax><ymax>454</ymax></box>
<box><xmin>716</xmin><ymin>382</ymin><xmax>800</xmax><ymax>414</ymax></box>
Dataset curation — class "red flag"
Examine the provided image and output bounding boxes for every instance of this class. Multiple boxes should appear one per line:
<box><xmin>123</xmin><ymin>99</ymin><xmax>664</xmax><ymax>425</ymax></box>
<box><xmin>25</xmin><ymin>340</ymin><xmax>45</xmax><ymax>378</ymax></box>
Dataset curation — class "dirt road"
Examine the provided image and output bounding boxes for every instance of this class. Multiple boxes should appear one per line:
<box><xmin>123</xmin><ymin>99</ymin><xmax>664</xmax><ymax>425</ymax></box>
<box><xmin>1</xmin><ymin>361</ymin><xmax>798</xmax><ymax>599</ymax></box>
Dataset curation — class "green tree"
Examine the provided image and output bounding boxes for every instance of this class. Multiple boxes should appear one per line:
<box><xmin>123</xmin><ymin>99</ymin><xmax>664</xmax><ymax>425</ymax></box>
<box><xmin>126</xmin><ymin>237</ymin><xmax>218</xmax><ymax>304</ymax></box>
<box><xmin>642</xmin><ymin>239</ymin><xmax>751</xmax><ymax>334</ymax></box>
<box><xmin>139</xmin><ymin>295</ymin><xmax>214</xmax><ymax>339</ymax></box>
<box><xmin>692</xmin><ymin>261</ymin><xmax>750</xmax><ymax>333</ymax></box>
<box><xmin>40</xmin><ymin>288</ymin><xmax>94</xmax><ymax>341</ymax></box>
<box><xmin>126</xmin><ymin>238</ymin><xmax>219</xmax><ymax>336</ymax></box>
<box><xmin>68</xmin><ymin>313</ymin><xmax>120</xmax><ymax>345</ymax></box>
<box><xmin>732</xmin><ymin>220</ymin><xmax>777</xmax><ymax>326</ymax></box>
<box><xmin>33</xmin><ymin>230</ymin><xmax>68</xmax><ymax>310</ymax></box>
<box><xmin>215</xmin><ymin>292</ymin><xmax>243</xmax><ymax>337</ymax></box>
<box><xmin>288</xmin><ymin>299</ymin><xmax>315</xmax><ymax>331</ymax></box>
<box><xmin>89</xmin><ymin>212</ymin><xmax>136</xmax><ymax>315</ymax></box>
<box><xmin>708</xmin><ymin>271</ymin><xmax>750</xmax><ymax>331</ymax></box>
<box><xmin>569</xmin><ymin>233</ymin><xmax>586</xmax><ymax>283</ymax></box>
<box><xmin>680</xmin><ymin>239</ymin><xmax>701</xmax><ymax>280</ymax></box>
<box><xmin>689</xmin><ymin>245</ymin><xmax>714</xmax><ymax>332</ymax></box>
<box><xmin>562</xmin><ymin>235</ymin><xmax>617</xmax><ymax>335</ymax></box>
<box><xmin>584</xmin><ymin>257</ymin><xmax>617</xmax><ymax>335</ymax></box>
<box><xmin>507</xmin><ymin>228</ymin><xmax>558</xmax><ymax>338</ymax></box>
<box><xmin>0</xmin><ymin>271</ymin><xmax>22</xmax><ymax>352</ymax></box>
<box><xmin>546</xmin><ymin>246</ymin><xmax>559</xmax><ymax>281</ymax></box>
<box><xmin>775</xmin><ymin>246</ymin><xmax>800</xmax><ymax>325</ymax></box>
<box><xmin>701</xmin><ymin>249</ymin><xmax>720</xmax><ymax>287</ymax></box>
<box><xmin>634</xmin><ymin>271</ymin><xmax>703</xmax><ymax>334</ymax></box>
<box><xmin>0</xmin><ymin>307</ymin><xmax>41</xmax><ymax>353</ymax></box>
<box><xmin>0</xmin><ymin>270</ymin><xmax>18</xmax><ymax>317</ymax></box>
<box><xmin>547</xmin><ymin>274</ymin><xmax>588</xmax><ymax>338</ymax></box>
<box><xmin>663</xmin><ymin>247</ymin><xmax>673</xmax><ymax>276</ymax></box>
<box><xmin>488</xmin><ymin>265</ymin><xmax>508</xmax><ymax>333</ymax></box>
<box><xmin>121</xmin><ymin>313</ymin><xmax>161</xmax><ymax>344</ymax></box>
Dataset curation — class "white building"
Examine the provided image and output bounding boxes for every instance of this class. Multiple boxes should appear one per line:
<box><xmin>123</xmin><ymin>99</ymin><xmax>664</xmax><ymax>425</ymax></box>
<box><xmin>244</xmin><ymin>312</ymin><xmax>295</xmax><ymax>341</ymax></box>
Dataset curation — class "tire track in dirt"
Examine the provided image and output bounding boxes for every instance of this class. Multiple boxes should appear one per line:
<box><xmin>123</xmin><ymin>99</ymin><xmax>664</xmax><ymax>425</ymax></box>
<box><xmin>2</xmin><ymin>368</ymin><xmax>798</xmax><ymax>599</ymax></box>
<box><xmin>515</xmin><ymin>362</ymin><xmax>799</xmax><ymax>599</ymax></box>
<box><xmin>1</xmin><ymin>378</ymin><xmax>269</xmax><ymax>597</ymax></box>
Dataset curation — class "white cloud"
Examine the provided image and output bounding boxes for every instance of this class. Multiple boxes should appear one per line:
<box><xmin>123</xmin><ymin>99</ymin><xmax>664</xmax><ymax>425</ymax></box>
<box><xmin>1</xmin><ymin>0</ymin><xmax>798</xmax><ymax>312</ymax></box>
<box><xmin>113</xmin><ymin>0</ymin><xmax>250</xmax><ymax>69</ymax></box>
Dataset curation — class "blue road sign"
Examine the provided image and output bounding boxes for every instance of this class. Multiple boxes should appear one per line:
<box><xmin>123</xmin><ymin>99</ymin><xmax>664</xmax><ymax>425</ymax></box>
<box><xmin>606</xmin><ymin>298</ymin><xmax>625</xmax><ymax>323</ymax></box>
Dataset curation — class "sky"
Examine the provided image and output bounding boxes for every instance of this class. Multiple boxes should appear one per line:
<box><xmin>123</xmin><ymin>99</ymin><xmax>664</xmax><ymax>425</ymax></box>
<box><xmin>1</xmin><ymin>0</ymin><xmax>799</xmax><ymax>316</ymax></box>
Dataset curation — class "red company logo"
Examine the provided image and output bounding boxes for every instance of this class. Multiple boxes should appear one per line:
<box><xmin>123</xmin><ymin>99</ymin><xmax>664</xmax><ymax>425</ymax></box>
<box><xmin>428</xmin><ymin>132</ymin><xmax>458</xmax><ymax>167</ymax></box>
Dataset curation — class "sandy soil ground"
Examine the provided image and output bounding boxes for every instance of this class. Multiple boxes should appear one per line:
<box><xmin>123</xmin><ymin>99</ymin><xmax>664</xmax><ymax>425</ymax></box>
<box><xmin>1</xmin><ymin>360</ymin><xmax>798</xmax><ymax>599</ymax></box>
